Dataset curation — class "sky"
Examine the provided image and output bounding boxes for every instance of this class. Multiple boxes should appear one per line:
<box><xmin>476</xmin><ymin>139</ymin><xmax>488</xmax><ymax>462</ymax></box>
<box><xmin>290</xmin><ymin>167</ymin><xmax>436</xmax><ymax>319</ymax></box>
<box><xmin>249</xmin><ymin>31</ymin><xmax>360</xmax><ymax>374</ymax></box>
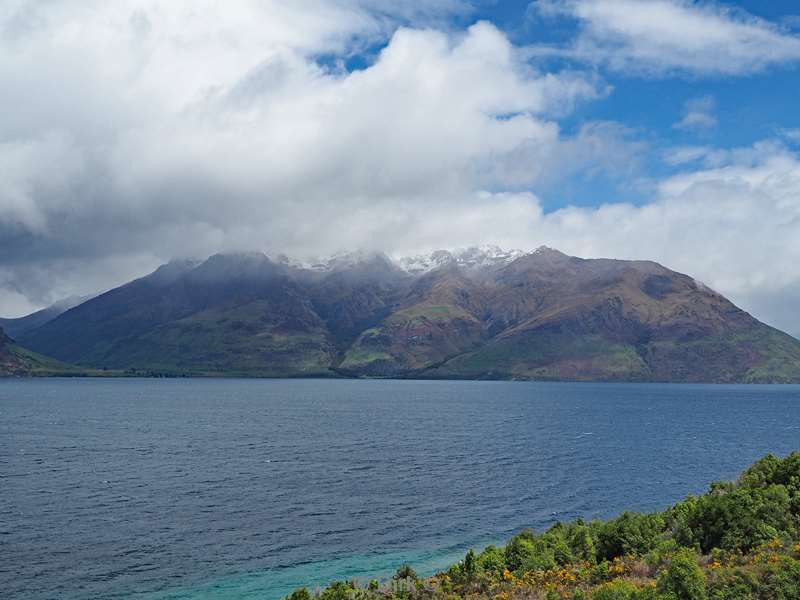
<box><xmin>0</xmin><ymin>0</ymin><xmax>799</xmax><ymax>336</ymax></box>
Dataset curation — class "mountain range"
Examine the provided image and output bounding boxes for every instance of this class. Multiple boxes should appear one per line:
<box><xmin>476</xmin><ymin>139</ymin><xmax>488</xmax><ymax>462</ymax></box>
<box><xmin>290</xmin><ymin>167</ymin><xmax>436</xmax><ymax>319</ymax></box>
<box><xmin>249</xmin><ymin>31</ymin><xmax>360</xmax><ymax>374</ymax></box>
<box><xmin>3</xmin><ymin>246</ymin><xmax>800</xmax><ymax>382</ymax></box>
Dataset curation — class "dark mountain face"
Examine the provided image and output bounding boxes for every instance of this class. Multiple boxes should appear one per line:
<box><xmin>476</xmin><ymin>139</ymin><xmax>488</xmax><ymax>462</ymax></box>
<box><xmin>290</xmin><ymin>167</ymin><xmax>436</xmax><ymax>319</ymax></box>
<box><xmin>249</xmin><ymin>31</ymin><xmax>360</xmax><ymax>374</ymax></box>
<box><xmin>0</xmin><ymin>327</ymin><xmax>17</xmax><ymax>374</ymax></box>
<box><xmin>306</xmin><ymin>253</ymin><xmax>409</xmax><ymax>348</ymax></box>
<box><xmin>16</xmin><ymin>248</ymin><xmax>800</xmax><ymax>382</ymax></box>
<box><xmin>19</xmin><ymin>254</ymin><xmax>334</xmax><ymax>375</ymax></box>
<box><xmin>0</xmin><ymin>295</ymin><xmax>92</xmax><ymax>339</ymax></box>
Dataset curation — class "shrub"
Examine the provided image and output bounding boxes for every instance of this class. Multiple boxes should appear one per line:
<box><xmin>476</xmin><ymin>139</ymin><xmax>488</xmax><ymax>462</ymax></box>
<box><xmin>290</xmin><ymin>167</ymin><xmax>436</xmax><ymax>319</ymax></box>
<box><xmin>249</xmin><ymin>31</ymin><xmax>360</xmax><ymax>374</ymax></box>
<box><xmin>591</xmin><ymin>580</ymin><xmax>640</xmax><ymax>600</ymax></box>
<box><xmin>462</xmin><ymin>549</ymin><xmax>476</xmax><ymax>578</ymax></box>
<box><xmin>284</xmin><ymin>588</ymin><xmax>312</xmax><ymax>600</ymax></box>
<box><xmin>393</xmin><ymin>564</ymin><xmax>417</xmax><ymax>581</ymax></box>
<box><xmin>706</xmin><ymin>568</ymin><xmax>758</xmax><ymax>600</ymax></box>
<box><xmin>319</xmin><ymin>581</ymin><xmax>357</xmax><ymax>600</ymax></box>
<box><xmin>475</xmin><ymin>544</ymin><xmax>506</xmax><ymax>574</ymax></box>
<box><xmin>758</xmin><ymin>555</ymin><xmax>800</xmax><ymax>599</ymax></box>
<box><xmin>657</xmin><ymin>549</ymin><xmax>706</xmax><ymax>600</ymax></box>
<box><xmin>598</xmin><ymin>512</ymin><xmax>667</xmax><ymax>560</ymax></box>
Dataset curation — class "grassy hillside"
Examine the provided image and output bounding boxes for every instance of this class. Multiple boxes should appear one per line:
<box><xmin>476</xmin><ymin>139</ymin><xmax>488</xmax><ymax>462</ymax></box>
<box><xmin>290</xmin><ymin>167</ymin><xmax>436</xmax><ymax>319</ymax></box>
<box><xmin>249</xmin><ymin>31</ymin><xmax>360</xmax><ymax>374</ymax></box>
<box><xmin>0</xmin><ymin>327</ymin><xmax>86</xmax><ymax>376</ymax></box>
<box><xmin>82</xmin><ymin>299</ymin><xmax>336</xmax><ymax>376</ymax></box>
<box><xmin>285</xmin><ymin>452</ymin><xmax>800</xmax><ymax>600</ymax></box>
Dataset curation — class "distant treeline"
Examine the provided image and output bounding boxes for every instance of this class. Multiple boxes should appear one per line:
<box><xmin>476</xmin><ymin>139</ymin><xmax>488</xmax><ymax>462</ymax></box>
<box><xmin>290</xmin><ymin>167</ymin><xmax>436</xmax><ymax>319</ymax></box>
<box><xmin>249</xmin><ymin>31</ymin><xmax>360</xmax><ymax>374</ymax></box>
<box><xmin>286</xmin><ymin>452</ymin><xmax>800</xmax><ymax>599</ymax></box>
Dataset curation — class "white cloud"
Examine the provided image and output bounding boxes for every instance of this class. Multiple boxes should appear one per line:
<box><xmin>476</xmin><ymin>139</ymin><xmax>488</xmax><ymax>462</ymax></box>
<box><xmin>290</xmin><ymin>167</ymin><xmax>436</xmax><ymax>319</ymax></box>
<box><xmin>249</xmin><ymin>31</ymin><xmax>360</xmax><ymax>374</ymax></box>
<box><xmin>782</xmin><ymin>128</ymin><xmax>800</xmax><ymax>143</ymax></box>
<box><xmin>532</xmin><ymin>0</ymin><xmax>800</xmax><ymax>75</ymax></box>
<box><xmin>661</xmin><ymin>145</ymin><xmax>713</xmax><ymax>166</ymax></box>
<box><xmin>673</xmin><ymin>96</ymin><xmax>717</xmax><ymax>131</ymax></box>
<box><xmin>0</xmin><ymin>2</ymin><xmax>614</xmax><ymax>314</ymax></box>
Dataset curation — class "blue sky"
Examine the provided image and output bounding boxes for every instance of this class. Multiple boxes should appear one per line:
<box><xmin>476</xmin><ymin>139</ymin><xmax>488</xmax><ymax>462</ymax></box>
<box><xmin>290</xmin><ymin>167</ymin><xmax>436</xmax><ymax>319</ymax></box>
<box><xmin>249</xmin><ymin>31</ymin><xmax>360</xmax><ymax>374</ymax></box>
<box><xmin>0</xmin><ymin>0</ymin><xmax>799</xmax><ymax>335</ymax></box>
<box><xmin>458</xmin><ymin>0</ymin><xmax>800</xmax><ymax>208</ymax></box>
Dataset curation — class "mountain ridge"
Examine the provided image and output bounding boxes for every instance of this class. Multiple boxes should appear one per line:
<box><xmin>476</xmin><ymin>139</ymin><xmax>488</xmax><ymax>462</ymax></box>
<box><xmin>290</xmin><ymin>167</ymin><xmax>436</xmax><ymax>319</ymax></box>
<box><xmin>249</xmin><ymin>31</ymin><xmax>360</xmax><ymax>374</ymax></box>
<box><xmin>11</xmin><ymin>247</ymin><xmax>800</xmax><ymax>382</ymax></box>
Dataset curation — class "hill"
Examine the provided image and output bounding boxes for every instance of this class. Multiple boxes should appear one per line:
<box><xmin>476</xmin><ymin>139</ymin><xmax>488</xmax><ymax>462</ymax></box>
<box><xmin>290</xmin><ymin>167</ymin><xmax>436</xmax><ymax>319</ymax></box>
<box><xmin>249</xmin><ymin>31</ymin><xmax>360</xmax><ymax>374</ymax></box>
<box><xmin>16</xmin><ymin>247</ymin><xmax>800</xmax><ymax>382</ymax></box>
<box><xmin>0</xmin><ymin>326</ymin><xmax>77</xmax><ymax>376</ymax></box>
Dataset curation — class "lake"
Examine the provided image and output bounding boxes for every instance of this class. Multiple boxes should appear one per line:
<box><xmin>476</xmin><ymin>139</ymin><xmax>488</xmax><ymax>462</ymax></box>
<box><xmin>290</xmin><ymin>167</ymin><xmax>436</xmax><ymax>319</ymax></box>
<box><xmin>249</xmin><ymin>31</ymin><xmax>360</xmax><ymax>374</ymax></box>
<box><xmin>2</xmin><ymin>378</ymin><xmax>799</xmax><ymax>599</ymax></box>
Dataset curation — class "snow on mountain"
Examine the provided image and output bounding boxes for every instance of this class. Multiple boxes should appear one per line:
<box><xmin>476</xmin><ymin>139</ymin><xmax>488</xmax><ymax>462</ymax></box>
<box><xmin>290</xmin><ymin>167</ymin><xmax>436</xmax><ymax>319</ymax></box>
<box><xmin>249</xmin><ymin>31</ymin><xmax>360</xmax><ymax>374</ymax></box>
<box><xmin>396</xmin><ymin>245</ymin><xmax>527</xmax><ymax>274</ymax></box>
<box><xmin>275</xmin><ymin>246</ymin><xmax>530</xmax><ymax>275</ymax></box>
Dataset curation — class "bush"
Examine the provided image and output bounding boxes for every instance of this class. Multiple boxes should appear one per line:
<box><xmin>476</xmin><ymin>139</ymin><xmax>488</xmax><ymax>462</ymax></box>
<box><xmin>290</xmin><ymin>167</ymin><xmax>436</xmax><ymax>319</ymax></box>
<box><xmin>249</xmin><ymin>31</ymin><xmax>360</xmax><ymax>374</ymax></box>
<box><xmin>669</xmin><ymin>454</ymin><xmax>800</xmax><ymax>554</ymax></box>
<box><xmin>284</xmin><ymin>589</ymin><xmax>312</xmax><ymax>600</ymax></box>
<box><xmin>657</xmin><ymin>549</ymin><xmax>706</xmax><ymax>600</ymax></box>
<box><xmin>475</xmin><ymin>545</ymin><xmax>505</xmax><ymax>574</ymax></box>
<box><xmin>706</xmin><ymin>568</ymin><xmax>758</xmax><ymax>600</ymax></box>
<box><xmin>393</xmin><ymin>564</ymin><xmax>417</xmax><ymax>581</ymax></box>
<box><xmin>591</xmin><ymin>580</ymin><xmax>640</xmax><ymax>600</ymax></box>
<box><xmin>504</xmin><ymin>530</ymin><xmax>558</xmax><ymax>572</ymax></box>
<box><xmin>758</xmin><ymin>555</ymin><xmax>800</xmax><ymax>599</ymax></box>
<box><xmin>319</xmin><ymin>581</ymin><xmax>357</xmax><ymax>600</ymax></box>
<box><xmin>462</xmin><ymin>549</ymin><xmax>476</xmax><ymax>578</ymax></box>
<box><xmin>598</xmin><ymin>512</ymin><xmax>667</xmax><ymax>560</ymax></box>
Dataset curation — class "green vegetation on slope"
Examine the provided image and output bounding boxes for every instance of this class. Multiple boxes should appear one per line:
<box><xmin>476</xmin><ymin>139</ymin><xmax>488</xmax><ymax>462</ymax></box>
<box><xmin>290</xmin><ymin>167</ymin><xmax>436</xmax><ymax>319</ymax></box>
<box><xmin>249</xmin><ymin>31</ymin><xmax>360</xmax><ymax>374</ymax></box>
<box><xmin>0</xmin><ymin>342</ymin><xmax>93</xmax><ymax>377</ymax></box>
<box><xmin>100</xmin><ymin>300</ymin><xmax>336</xmax><ymax>376</ymax></box>
<box><xmin>286</xmin><ymin>452</ymin><xmax>800</xmax><ymax>600</ymax></box>
<box><xmin>340</xmin><ymin>303</ymin><xmax>484</xmax><ymax>375</ymax></box>
<box><xmin>428</xmin><ymin>331</ymin><xmax>652</xmax><ymax>381</ymax></box>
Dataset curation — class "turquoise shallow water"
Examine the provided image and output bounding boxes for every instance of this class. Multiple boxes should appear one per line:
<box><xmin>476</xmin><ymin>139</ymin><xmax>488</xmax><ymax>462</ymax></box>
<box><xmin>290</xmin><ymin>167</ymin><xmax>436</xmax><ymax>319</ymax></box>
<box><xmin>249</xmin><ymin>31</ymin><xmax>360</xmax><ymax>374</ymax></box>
<box><xmin>2</xmin><ymin>379</ymin><xmax>800</xmax><ymax>599</ymax></box>
<box><xmin>136</xmin><ymin>538</ymin><xmax>502</xmax><ymax>600</ymax></box>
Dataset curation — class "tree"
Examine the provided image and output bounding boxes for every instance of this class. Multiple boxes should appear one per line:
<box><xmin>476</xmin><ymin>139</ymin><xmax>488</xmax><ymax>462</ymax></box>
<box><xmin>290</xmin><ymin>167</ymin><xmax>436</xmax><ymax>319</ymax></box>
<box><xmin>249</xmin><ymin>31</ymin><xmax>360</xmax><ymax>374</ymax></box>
<box><xmin>462</xmin><ymin>549</ymin><xmax>476</xmax><ymax>578</ymax></box>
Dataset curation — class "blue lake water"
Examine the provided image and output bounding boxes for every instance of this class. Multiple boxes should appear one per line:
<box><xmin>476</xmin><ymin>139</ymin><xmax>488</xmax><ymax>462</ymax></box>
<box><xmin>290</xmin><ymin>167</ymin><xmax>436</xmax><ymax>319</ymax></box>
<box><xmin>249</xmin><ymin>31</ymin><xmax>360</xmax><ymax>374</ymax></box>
<box><xmin>2</xmin><ymin>378</ymin><xmax>799</xmax><ymax>599</ymax></box>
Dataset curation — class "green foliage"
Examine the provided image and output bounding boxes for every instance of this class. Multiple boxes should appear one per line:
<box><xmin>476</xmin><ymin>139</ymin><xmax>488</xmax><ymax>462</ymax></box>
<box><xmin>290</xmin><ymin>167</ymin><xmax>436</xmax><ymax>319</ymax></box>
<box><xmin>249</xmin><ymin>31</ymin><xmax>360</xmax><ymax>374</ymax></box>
<box><xmin>462</xmin><ymin>549</ymin><xmax>476</xmax><ymax>578</ymax></box>
<box><xmin>475</xmin><ymin>544</ymin><xmax>505</xmax><ymax>574</ymax></box>
<box><xmin>394</xmin><ymin>564</ymin><xmax>417</xmax><ymax>581</ymax></box>
<box><xmin>505</xmin><ymin>529</ymin><xmax>558</xmax><ymax>572</ymax></box>
<box><xmin>591</xmin><ymin>580</ymin><xmax>656</xmax><ymax>600</ymax></box>
<box><xmin>668</xmin><ymin>454</ymin><xmax>800</xmax><ymax>553</ymax></box>
<box><xmin>759</xmin><ymin>555</ymin><xmax>800</xmax><ymax>600</ymax></box>
<box><xmin>284</xmin><ymin>588</ymin><xmax>312</xmax><ymax>600</ymax></box>
<box><xmin>656</xmin><ymin>549</ymin><xmax>706</xmax><ymax>600</ymax></box>
<box><xmin>319</xmin><ymin>581</ymin><xmax>358</xmax><ymax>600</ymax></box>
<box><xmin>706</xmin><ymin>568</ymin><xmax>758</xmax><ymax>600</ymax></box>
<box><xmin>568</xmin><ymin>521</ymin><xmax>600</xmax><ymax>563</ymax></box>
<box><xmin>597</xmin><ymin>512</ymin><xmax>667</xmax><ymax>560</ymax></box>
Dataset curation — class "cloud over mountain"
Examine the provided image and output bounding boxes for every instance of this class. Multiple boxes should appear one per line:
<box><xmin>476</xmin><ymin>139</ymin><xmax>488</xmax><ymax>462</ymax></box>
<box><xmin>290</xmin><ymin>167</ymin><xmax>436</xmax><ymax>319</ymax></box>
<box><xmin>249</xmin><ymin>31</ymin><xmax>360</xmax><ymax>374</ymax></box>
<box><xmin>0</xmin><ymin>1</ymin><xmax>798</xmax><ymax>339</ymax></box>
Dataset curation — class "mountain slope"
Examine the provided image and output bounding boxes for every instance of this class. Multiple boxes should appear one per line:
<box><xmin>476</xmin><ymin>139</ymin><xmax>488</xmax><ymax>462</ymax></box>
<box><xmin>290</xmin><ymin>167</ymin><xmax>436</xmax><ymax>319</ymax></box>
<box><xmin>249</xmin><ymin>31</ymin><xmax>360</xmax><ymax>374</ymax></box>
<box><xmin>0</xmin><ymin>327</ymin><xmax>75</xmax><ymax>376</ymax></box>
<box><xmin>340</xmin><ymin>248</ymin><xmax>800</xmax><ymax>382</ymax></box>
<box><xmin>16</xmin><ymin>247</ymin><xmax>800</xmax><ymax>382</ymax></box>
<box><xmin>0</xmin><ymin>295</ymin><xmax>92</xmax><ymax>339</ymax></box>
<box><xmin>20</xmin><ymin>254</ymin><xmax>336</xmax><ymax>375</ymax></box>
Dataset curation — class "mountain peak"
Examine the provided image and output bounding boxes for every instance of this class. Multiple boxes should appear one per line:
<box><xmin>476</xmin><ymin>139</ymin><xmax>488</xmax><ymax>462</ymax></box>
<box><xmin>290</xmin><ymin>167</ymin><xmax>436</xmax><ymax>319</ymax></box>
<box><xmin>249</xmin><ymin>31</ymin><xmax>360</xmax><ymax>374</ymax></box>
<box><xmin>397</xmin><ymin>245</ymin><xmax>526</xmax><ymax>274</ymax></box>
<box><xmin>531</xmin><ymin>245</ymin><xmax>566</xmax><ymax>257</ymax></box>
<box><xmin>147</xmin><ymin>258</ymin><xmax>202</xmax><ymax>285</ymax></box>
